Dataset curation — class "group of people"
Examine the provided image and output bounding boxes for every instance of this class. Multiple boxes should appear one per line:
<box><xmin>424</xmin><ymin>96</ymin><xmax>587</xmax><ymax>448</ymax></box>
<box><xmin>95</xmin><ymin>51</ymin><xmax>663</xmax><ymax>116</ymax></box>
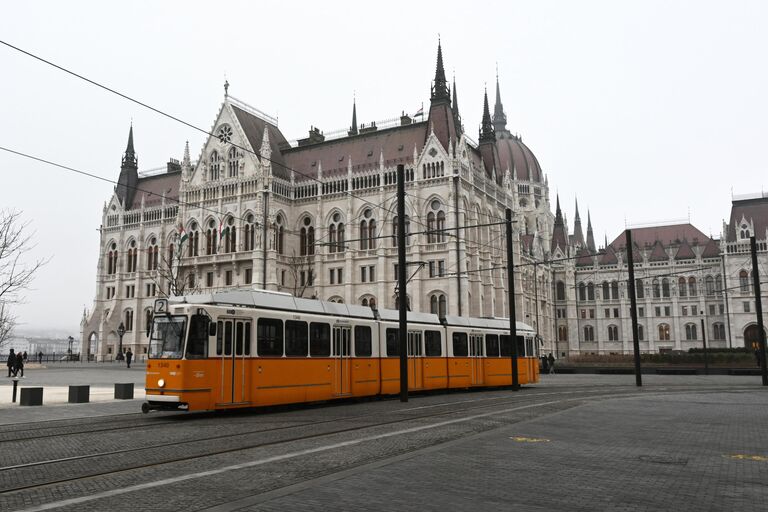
<box><xmin>541</xmin><ymin>353</ymin><xmax>556</xmax><ymax>375</ymax></box>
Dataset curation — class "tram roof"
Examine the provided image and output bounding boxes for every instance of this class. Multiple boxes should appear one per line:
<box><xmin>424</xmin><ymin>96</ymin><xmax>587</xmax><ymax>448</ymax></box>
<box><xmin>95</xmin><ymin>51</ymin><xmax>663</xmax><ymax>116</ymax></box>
<box><xmin>443</xmin><ymin>315</ymin><xmax>534</xmax><ymax>333</ymax></box>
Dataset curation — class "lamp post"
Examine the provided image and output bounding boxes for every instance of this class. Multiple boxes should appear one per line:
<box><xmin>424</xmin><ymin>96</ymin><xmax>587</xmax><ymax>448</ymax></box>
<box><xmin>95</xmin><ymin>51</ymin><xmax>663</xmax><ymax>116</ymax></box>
<box><xmin>700</xmin><ymin>312</ymin><xmax>709</xmax><ymax>375</ymax></box>
<box><xmin>67</xmin><ymin>336</ymin><xmax>74</xmax><ymax>359</ymax></box>
<box><xmin>116</xmin><ymin>322</ymin><xmax>125</xmax><ymax>361</ymax></box>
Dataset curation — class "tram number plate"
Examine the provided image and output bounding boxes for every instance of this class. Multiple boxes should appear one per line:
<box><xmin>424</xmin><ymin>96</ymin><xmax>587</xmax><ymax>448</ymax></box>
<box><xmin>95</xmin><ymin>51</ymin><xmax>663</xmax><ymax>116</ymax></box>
<box><xmin>157</xmin><ymin>362</ymin><xmax>170</xmax><ymax>368</ymax></box>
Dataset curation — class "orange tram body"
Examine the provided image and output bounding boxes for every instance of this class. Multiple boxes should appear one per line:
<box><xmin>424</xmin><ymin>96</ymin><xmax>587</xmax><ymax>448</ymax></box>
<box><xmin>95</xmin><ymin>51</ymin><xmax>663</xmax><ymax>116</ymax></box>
<box><xmin>143</xmin><ymin>290</ymin><xmax>539</xmax><ymax>413</ymax></box>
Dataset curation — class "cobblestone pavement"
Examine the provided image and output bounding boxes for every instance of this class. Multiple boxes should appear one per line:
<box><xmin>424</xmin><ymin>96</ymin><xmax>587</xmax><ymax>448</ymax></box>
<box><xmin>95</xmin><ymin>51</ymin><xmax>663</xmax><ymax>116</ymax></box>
<box><xmin>1</xmin><ymin>374</ymin><xmax>767</xmax><ymax>511</ymax></box>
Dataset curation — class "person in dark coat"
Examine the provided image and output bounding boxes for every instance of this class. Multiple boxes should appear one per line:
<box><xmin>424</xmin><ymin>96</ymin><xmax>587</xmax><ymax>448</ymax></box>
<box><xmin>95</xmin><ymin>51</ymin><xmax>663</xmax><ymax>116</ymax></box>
<box><xmin>541</xmin><ymin>355</ymin><xmax>549</xmax><ymax>373</ymax></box>
<box><xmin>547</xmin><ymin>353</ymin><xmax>556</xmax><ymax>374</ymax></box>
<box><xmin>126</xmin><ymin>348</ymin><xmax>133</xmax><ymax>369</ymax></box>
<box><xmin>6</xmin><ymin>349</ymin><xmax>15</xmax><ymax>377</ymax></box>
<box><xmin>38</xmin><ymin>351</ymin><xmax>43</xmax><ymax>364</ymax></box>
<box><xmin>22</xmin><ymin>351</ymin><xmax>28</xmax><ymax>363</ymax></box>
<box><xmin>15</xmin><ymin>352</ymin><xmax>24</xmax><ymax>378</ymax></box>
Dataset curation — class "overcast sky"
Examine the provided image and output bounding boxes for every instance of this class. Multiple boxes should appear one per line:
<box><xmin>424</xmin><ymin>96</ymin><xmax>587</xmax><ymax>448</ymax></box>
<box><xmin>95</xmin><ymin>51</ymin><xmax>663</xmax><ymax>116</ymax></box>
<box><xmin>1</xmin><ymin>0</ymin><xmax>766</xmax><ymax>332</ymax></box>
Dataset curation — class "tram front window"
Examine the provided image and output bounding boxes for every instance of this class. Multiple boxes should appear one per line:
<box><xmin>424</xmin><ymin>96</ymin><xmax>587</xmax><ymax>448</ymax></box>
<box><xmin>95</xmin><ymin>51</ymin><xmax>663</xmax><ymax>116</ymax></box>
<box><xmin>149</xmin><ymin>316</ymin><xmax>187</xmax><ymax>359</ymax></box>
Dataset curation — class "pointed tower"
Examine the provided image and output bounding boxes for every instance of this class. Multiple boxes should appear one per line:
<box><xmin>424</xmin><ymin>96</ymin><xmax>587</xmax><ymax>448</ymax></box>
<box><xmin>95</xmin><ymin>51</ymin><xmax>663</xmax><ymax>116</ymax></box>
<box><xmin>348</xmin><ymin>97</ymin><xmax>358</xmax><ymax>136</ymax></box>
<box><xmin>572</xmin><ymin>198</ymin><xmax>585</xmax><ymax>247</ymax></box>
<box><xmin>492</xmin><ymin>68</ymin><xmax>508</xmax><ymax>134</ymax></box>
<box><xmin>479</xmin><ymin>88</ymin><xmax>495</xmax><ymax>144</ymax></box>
<box><xmin>116</xmin><ymin>124</ymin><xmax>138</xmax><ymax>209</ymax></box>
<box><xmin>424</xmin><ymin>40</ymin><xmax>459</xmax><ymax>150</ymax></box>
<box><xmin>181</xmin><ymin>140</ymin><xmax>191</xmax><ymax>182</ymax></box>
<box><xmin>452</xmin><ymin>75</ymin><xmax>462</xmax><ymax>136</ymax></box>
<box><xmin>551</xmin><ymin>195</ymin><xmax>568</xmax><ymax>255</ymax></box>
<box><xmin>586</xmin><ymin>210</ymin><xmax>596</xmax><ymax>252</ymax></box>
<box><xmin>478</xmin><ymin>88</ymin><xmax>499</xmax><ymax>180</ymax></box>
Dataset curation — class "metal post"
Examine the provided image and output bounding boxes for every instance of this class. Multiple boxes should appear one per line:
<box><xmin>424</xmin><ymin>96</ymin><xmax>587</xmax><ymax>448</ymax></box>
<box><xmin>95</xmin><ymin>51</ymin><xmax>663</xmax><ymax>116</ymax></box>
<box><xmin>116</xmin><ymin>323</ymin><xmax>125</xmax><ymax>361</ymax></box>
<box><xmin>700</xmin><ymin>316</ymin><xmax>709</xmax><ymax>375</ymax></box>
<box><xmin>12</xmin><ymin>378</ymin><xmax>18</xmax><ymax>403</ymax></box>
<box><xmin>625</xmin><ymin>229</ymin><xmax>642</xmax><ymax>387</ymax></box>
<box><xmin>750</xmin><ymin>236</ymin><xmax>767</xmax><ymax>386</ymax></box>
<box><xmin>397</xmin><ymin>164</ymin><xmax>409</xmax><ymax>402</ymax></box>
<box><xmin>505</xmin><ymin>209</ymin><xmax>519</xmax><ymax>390</ymax></box>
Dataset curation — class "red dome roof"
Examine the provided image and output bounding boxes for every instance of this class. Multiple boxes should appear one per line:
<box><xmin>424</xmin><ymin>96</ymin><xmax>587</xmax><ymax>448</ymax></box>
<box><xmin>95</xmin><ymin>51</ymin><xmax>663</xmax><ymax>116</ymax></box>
<box><xmin>494</xmin><ymin>132</ymin><xmax>543</xmax><ymax>183</ymax></box>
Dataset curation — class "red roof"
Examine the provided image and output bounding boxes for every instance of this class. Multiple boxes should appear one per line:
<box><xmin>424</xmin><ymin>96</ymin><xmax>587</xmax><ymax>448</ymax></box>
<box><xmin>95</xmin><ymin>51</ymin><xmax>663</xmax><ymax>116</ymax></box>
<box><xmin>495</xmin><ymin>134</ymin><xmax>543</xmax><ymax>183</ymax></box>
<box><xmin>610</xmin><ymin>224</ymin><xmax>710</xmax><ymax>250</ymax></box>
<box><xmin>726</xmin><ymin>195</ymin><xmax>768</xmax><ymax>242</ymax></box>
<box><xmin>674</xmin><ymin>240</ymin><xmax>696</xmax><ymax>260</ymax></box>
<box><xmin>134</xmin><ymin>171</ymin><xmax>181</xmax><ymax>209</ymax></box>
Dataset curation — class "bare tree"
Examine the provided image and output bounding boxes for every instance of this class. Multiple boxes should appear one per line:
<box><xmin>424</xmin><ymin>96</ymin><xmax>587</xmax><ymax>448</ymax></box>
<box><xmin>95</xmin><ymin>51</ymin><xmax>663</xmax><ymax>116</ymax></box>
<box><xmin>150</xmin><ymin>234</ymin><xmax>201</xmax><ymax>298</ymax></box>
<box><xmin>281</xmin><ymin>250</ymin><xmax>315</xmax><ymax>298</ymax></box>
<box><xmin>0</xmin><ymin>210</ymin><xmax>47</xmax><ymax>348</ymax></box>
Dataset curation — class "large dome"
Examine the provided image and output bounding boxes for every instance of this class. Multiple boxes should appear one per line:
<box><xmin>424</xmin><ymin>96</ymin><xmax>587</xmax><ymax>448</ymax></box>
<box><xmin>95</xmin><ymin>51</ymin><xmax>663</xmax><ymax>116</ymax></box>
<box><xmin>494</xmin><ymin>132</ymin><xmax>543</xmax><ymax>183</ymax></box>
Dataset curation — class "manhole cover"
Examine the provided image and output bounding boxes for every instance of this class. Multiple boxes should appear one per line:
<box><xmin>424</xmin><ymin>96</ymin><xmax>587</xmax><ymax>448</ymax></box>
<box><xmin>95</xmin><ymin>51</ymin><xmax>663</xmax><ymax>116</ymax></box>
<box><xmin>638</xmin><ymin>455</ymin><xmax>688</xmax><ymax>465</ymax></box>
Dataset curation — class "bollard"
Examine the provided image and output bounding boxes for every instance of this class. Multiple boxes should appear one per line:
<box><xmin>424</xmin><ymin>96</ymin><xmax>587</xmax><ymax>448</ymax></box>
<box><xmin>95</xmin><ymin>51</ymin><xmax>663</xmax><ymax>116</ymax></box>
<box><xmin>20</xmin><ymin>387</ymin><xmax>43</xmax><ymax>406</ymax></box>
<box><xmin>11</xmin><ymin>377</ymin><xmax>19</xmax><ymax>403</ymax></box>
<box><xmin>68</xmin><ymin>385</ymin><xmax>90</xmax><ymax>403</ymax></box>
<box><xmin>114</xmin><ymin>383</ymin><xmax>134</xmax><ymax>399</ymax></box>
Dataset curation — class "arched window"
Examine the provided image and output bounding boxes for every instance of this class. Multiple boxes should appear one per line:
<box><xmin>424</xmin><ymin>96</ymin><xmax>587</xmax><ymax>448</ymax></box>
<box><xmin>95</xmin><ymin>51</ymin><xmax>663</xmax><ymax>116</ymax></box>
<box><xmin>126</xmin><ymin>240</ymin><xmax>138</xmax><ymax>273</ymax></box>
<box><xmin>587</xmin><ymin>282</ymin><xmax>595</xmax><ymax>301</ymax></box>
<box><xmin>206</xmin><ymin>220</ymin><xmax>217</xmax><ymax>255</ymax></box>
<box><xmin>244</xmin><ymin>214</ymin><xmax>256</xmax><ymax>251</ymax></box>
<box><xmin>209</xmin><ymin>151</ymin><xmax>220</xmax><ymax>180</ymax></box>
<box><xmin>602</xmin><ymin>281</ymin><xmax>610</xmax><ymax>300</ymax></box>
<box><xmin>713</xmin><ymin>323</ymin><xmax>725</xmax><ymax>340</ymax></box>
<box><xmin>678</xmin><ymin>277</ymin><xmax>687</xmax><ymax>297</ymax></box>
<box><xmin>611</xmin><ymin>281</ymin><xmax>619</xmax><ymax>300</ymax></box>
<box><xmin>300</xmin><ymin>216</ymin><xmax>315</xmax><ymax>256</ymax></box>
<box><xmin>392</xmin><ymin>215</ymin><xmax>411</xmax><ymax>247</ymax></box>
<box><xmin>578</xmin><ymin>282</ymin><xmax>586</xmax><ymax>301</ymax></box>
<box><xmin>224</xmin><ymin>217</ymin><xmax>236</xmax><ymax>253</ymax></box>
<box><xmin>638</xmin><ymin>325</ymin><xmax>645</xmax><ymax>341</ymax></box>
<box><xmin>662</xmin><ymin>278</ymin><xmax>670</xmax><ymax>298</ymax></box>
<box><xmin>359</xmin><ymin>209</ymin><xmax>376</xmax><ymax>250</ymax></box>
<box><xmin>635</xmin><ymin>279</ymin><xmax>644</xmax><ymax>299</ymax></box>
<box><xmin>360</xmin><ymin>296</ymin><xmax>377</xmax><ymax>309</ymax></box>
<box><xmin>430</xmin><ymin>294</ymin><xmax>438</xmax><ymax>314</ymax></box>
<box><xmin>608</xmin><ymin>325</ymin><xmax>619</xmax><ymax>341</ymax></box>
<box><xmin>715</xmin><ymin>275</ymin><xmax>723</xmax><ymax>294</ymax></box>
<box><xmin>685</xmin><ymin>323</ymin><xmax>697</xmax><ymax>340</ymax></box>
<box><xmin>124</xmin><ymin>309</ymin><xmax>134</xmax><ymax>332</ymax></box>
<box><xmin>146</xmin><ymin>237</ymin><xmax>158</xmax><ymax>270</ymax></box>
<box><xmin>144</xmin><ymin>309</ymin><xmax>153</xmax><ymax>334</ymax></box>
<box><xmin>558</xmin><ymin>325</ymin><xmax>568</xmax><ymax>341</ymax></box>
<box><xmin>426</xmin><ymin>200</ymin><xmax>446</xmax><ymax>243</ymax></box>
<box><xmin>556</xmin><ymin>281</ymin><xmax>566</xmax><ymax>301</ymax></box>
<box><xmin>427</xmin><ymin>212</ymin><xmax>436</xmax><ymax>243</ymax></box>
<box><xmin>395</xmin><ymin>294</ymin><xmax>411</xmax><ymax>311</ymax></box>
<box><xmin>187</xmin><ymin>222</ymin><xmax>200</xmax><ymax>257</ymax></box>
<box><xmin>274</xmin><ymin>215</ymin><xmax>285</xmax><ymax>254</ymax></box>
<box><xmin>583</xmin><ymin>325</ymin><xmax>594</xmax><ymax>342</ymax></box>
<box><xmin>106</xmin><ymin>242</ymin><xmax>118</xmax><ymax>275</ymax></box>
<box><xmin>688</xmin><ymin>277</ymin><xmax>697</xmax><ymax>297</ymax></box>
<box><xmin>429</xmin><ymin>293</ymin><xmax>447</xmax><ymax>317</ymax></box>
<box><xmin>227</xmin><ymin>147</ymin><xmax>239</xmax><ymax>178</ymax></box>
<box><xmin>328</xmin><ymin>296</ymin><xmax>344</xmax><ymax>304</ymax></box>
<box><xmin>328</xmin><ymin>212</ymin><xmax>344</xmax><ymax>253</ymax></box>
<box><xmin>652</xmin><ymin>279</ymin><xmax>660</xmax><ymax>298</ymax></box>
<box><xmin>705</xmin><ymin>275</ymin><xmax>715</xmax><ymax>296</ymax></box>
<box><xmin>658</xmin><ymin>323</ymin><xmax>670</xmax><ymax>341</ymax></box>
<box><xmin>739</xmin><ymin>270</ymin><xmax>750</xmax><ymax>293</ymax></box>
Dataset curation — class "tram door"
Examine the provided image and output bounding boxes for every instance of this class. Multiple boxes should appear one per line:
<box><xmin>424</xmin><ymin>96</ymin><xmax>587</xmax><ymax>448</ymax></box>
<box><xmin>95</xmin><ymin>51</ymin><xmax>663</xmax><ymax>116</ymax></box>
<box><xmin>217</xmin><ymin>319</ymin><xmax>251</xmax><ymax>404</ymax></box>
<box><xmin>469</xmin><ymin>334</ymin><xmax>485</xmax><ymax>385</ymax></box>
<box><xmin>333</xmin><ymin>326</ymin><xmax>352</xmax><ymax>396</ymax></box>
<box><xmin>408</xmin><ymin>331</ymin><xmax>424</xmax><ymax>390</ymax></box>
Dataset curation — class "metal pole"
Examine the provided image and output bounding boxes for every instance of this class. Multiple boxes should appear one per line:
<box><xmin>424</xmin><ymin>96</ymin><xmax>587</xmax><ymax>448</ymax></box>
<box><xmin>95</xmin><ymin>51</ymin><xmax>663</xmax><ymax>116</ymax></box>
<box><xmin>453</xmin><ymin>175</ymin><xmax>463</xmax><ymax>316</ymax></box>
<box><xmin>625</xmin><ymin>229</ymin><xmax>642</xmax><ymax>387</ymax></box>
<box><xmin>700</xmin><ymin>316</ymin><xmax>709</xmax><ymax>375</ymax></box>
<box><xmin>12</xmin><ymin>378</ymin><xmax>18</xmax><ymax>403</ymax></box>
<box><xmin>750</xmin><ymin>236</ymin><xmax>767</xmax><ymax>386</ymax></box>
<box><xmin>505</xmin><ymin>208</ymin><xmax>519</xmax><ymax>390</ymax></box>
<box><xmin>396</xmin><ymin>164</ymin><xmax>409</xmax><ymax>402</ymax></box>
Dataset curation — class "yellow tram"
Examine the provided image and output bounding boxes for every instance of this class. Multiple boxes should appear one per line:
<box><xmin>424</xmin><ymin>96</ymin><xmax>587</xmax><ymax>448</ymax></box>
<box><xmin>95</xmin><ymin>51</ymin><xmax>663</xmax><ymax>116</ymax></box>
<box><xmin>143</xmin><ymin>290</ymin><xmax>539</xmax><ymax>413</ymax></box>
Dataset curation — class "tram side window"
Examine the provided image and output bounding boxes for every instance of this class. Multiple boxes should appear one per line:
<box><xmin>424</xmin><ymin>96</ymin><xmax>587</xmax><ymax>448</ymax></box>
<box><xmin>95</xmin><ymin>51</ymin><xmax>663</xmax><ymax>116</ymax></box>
<box><xmin>526</xmin><ymin>338</ymin><xmax>534</xmax><ymax>358</ymax></box>
<box><xmin>216</xmin><ymin>321</ymin><xmax>223</xmax><ymax>355</ymax></box>
<box><xmin>517</xmin><ymin>336</ymin><xmax>525</xmax><ymax>357</ymax></box>
<box><xmin>244</xmin><ymin>322</ymin><xmax>251</xmax><ymax>355</ymax></box>
<box><xmin>186</xmin><ymin>315</ymin><xmax>209</xmax><ymax>358</ymax></box>
<box><xmin>257</xmin><ymin>318</ymin><xmax>283</xmax><ymax>356</ymax></box>
<box><xmin>386</xmin><ymin>328</ymin><xmax>399</xmax><ymax>356</ymax></box>
<box><xmin>485</xmin><ymin>334</ymin><xmax>500</xmax><ymax>357</ymax></box>
<box><xmin>286</xmin><ymin>320</ymin><xmax>309</xmax><ymax>357</ymax></box>
<box><xmin>452</xmin><ymin>332</ymin><xmax>468</xmax><ymax>357</ymax></box>
<box><xmin>425</xmin><ymin>330</ymin><xmax>442</xmax><ymax>356</ymax></box>
<box><xmin>224</xmin><ymin>321</ymin><xmax>233</xmax><ymax>355</ymax></box>
<box><xmin>500</xmin><ymin>335</ymin><xmax>511</xmax><ymax>356</ymax></box>
<box><xmin>309</xmin><ymin>322</ymin><xmax>331</xmax><ymax>357</ymax></box>
<box><xmin>354</xmin><ymin>326</ymin><xmax>372</xmax><ymax>357</ymax></box>
<box><xmin>235</xmin><ymin>321</ymin><xmax>252</xmax><ymax>355</ymax></box>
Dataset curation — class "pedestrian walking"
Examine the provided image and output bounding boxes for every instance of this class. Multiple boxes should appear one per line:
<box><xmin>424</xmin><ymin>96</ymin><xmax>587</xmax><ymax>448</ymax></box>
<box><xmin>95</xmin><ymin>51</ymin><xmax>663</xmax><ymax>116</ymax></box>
<box><xmin>6</xmin><ymin>349</ymin><xmax>15</xmax><ymax>377</ymax></box>
<box><xmin>22</xmin><ymin>351</ymin><xmax>28</xmax><ymax>363</ymax></box>
<box><xmin>15</xmin><ymin>352</ymin><xmax>24</xmax><ymax>378</ymax></box>
<box><xmin>126</xmin><ymin>348</ymin><xmax>133</xmax><ymax>369</ymax></box>
<box><xmin>541</xmin><ymin>355</ymin><xmax>549</xmax><ymax>374</ymax></box>
<box><xmin>38</xmin><ymin>351</ymin><xmax>43</xmax><ymax>364</ymax></box>
<box><xmin>547</xmin><ymin>353</ymin><xmax>556</xmax><ymax>375</ymax></box>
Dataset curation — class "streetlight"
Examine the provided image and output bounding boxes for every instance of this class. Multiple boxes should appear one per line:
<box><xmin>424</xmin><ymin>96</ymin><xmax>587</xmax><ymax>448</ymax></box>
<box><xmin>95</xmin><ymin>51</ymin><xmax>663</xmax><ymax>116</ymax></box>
<box><xmin>116</xmin><ymin>322</ymin><xmax>125</xmax><ymax>361</ymax></box>
<box><xmin>67</xmin><ymin>336</ymin><xmax>74</xmax><ymax>357</ymax></box>
<box><xmin>700</xmin><ymin>312</ymin><xmax>709</xmax><ymax>375</ymax></box>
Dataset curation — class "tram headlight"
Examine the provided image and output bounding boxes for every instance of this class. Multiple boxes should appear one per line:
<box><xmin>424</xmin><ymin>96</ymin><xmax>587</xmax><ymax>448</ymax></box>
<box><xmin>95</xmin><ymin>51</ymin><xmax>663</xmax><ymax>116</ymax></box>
<box><xmin>158</xmin><ymin>378</ymin><xmax>165</xmax><ymax>388</ymax></box>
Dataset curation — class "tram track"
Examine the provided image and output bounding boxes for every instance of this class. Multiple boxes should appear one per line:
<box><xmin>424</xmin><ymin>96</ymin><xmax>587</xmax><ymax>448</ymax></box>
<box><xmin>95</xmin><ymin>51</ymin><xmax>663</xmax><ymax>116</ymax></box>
<box><xmin>0</xmin><ymin>384</ymin><xmax>749</xmax><ymax>498</ymax></box>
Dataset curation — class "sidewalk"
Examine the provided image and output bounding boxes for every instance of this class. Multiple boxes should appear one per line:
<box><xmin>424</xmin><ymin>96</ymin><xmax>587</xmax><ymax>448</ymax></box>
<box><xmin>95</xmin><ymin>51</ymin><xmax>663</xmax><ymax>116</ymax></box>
<box><xmin>1</xmin><ymin>362</ymin><xmax>146</xmax><ymax>421</ymax></box>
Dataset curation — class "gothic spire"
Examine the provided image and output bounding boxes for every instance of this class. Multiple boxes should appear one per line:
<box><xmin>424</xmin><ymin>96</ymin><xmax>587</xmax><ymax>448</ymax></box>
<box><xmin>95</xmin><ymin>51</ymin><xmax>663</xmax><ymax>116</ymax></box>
<box><xmin>479</xmin><ymin>87</ymin><xmax>495</xmax><ymax>144</ymax></box>
<box><xmin>431</xmin><ymin>39</ymin><xmax>450</xmax><ymax>103</ymax></box>
<box><xmin>555</xmin><ymin>195</ymin><xmax>563</xmax><ymax>224</ymax></box>
<box><xmin>586</xmin><ymin>210</ymin><xmax>596</xmax><ymax>252</ymax></box>
<box><xmin>348</xmin><ymin>96</ymin><xmax>358</xmax><ymax>136</ymax></box>
<box><xmin>452</xmin><ymin>74</ymin><xmax>462</xmax><ymax>135</ymax></box>
<box><xmin>492</xmin><ymin>67</ymin><xmax>507</xmax><ymax>133</ymax></box>
<box><xmin>117</xmin><ymin>124</ymin><xmax>138</xmax><ymax>209</ymax></box>
<box><xmin>573</xmin><ymin>198</ymin><xmax>585</xmax><ymax>246</ymax></box>
<box><xmin>124</xmin><ymin>124</ymin><xmax>136</xmax><ymax>163</ymax></box>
